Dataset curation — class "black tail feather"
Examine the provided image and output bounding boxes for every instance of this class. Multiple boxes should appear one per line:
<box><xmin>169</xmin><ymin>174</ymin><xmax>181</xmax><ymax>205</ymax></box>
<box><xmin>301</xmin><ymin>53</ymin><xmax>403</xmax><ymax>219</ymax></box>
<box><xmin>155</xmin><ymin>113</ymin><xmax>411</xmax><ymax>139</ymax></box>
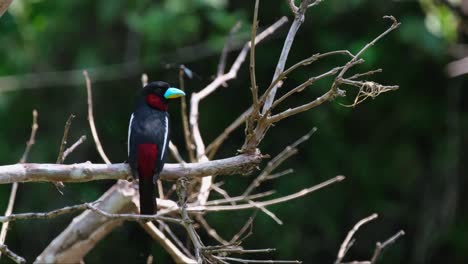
<box><xmin>139</xmin><ymin>176</ymin><xmax>157</xmax><ymax>215</ymax></box>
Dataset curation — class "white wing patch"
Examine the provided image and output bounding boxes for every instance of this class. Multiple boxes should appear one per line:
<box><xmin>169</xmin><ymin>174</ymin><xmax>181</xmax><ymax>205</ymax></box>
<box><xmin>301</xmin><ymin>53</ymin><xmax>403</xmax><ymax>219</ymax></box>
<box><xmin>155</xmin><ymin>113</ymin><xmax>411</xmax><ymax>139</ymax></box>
<box><xmin>161</xmin><ymin>115</ymin><xmax>169</xmax><ymax>161</ymax></box>
<box><xmin>127</xmin><ymin>113</ymin><xmax>134</xmax><ymax>156</ymax></box>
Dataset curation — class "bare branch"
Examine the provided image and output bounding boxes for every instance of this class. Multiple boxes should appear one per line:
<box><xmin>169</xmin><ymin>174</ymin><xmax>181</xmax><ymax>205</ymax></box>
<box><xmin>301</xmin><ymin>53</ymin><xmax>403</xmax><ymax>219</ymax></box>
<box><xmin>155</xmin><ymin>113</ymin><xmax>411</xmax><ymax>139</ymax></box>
<box><xmin>216</xmin><ymin>256</ymin><xmax>301</xmax><ymax>263</ymax></box>
<box><xmin>169</xmin><ymin>141</ymin><xmax>186</xmax><ymax>164</ymax></box>
<box><xmin>62</xmin><ymin>135</ymin><xmax>87</xmax><ymax>161</ymax></box>
<box><xmin>264</xmin><ymin>168</ymin><xmax>294</xmax><ymax>181</ymax></box>
<box><xmin>177</xmin><ymin>177</ymin><xmax>204</xmax><ymax>264</ymax></box>
<box><xmin>0</xmin><ymin>244</ymin><xmax>26</xmax><ymax>264</ymax></box>
<box><xmin>286</xmin><ymin>0</ymin><xmax>298</xmax><ymax>14</ymax></box>
<box><xmin>86</xmin><ymin>203</ymin><xmax>183</xmax><ymax>224</ymax></box>
<box><xmin>141</xmin><ymin>222</ymin><xmax>197</xmax><ymax>264</ymax></box>
<box><xmin>83</xmin><ymin>70</ymin><xmax>111</xmax><ymax>164</ymax></box>
<box><xmin>179</xmin><ymin>66</ymin><xmax>196</xmax><ymax>162</ymax></box>
<box><xmin>335</xmin><ymin>214</ymin><xmax>378</xmax><ymax>264</ymax></box>
<box><xmin>196</xmin><ymin>215</ymin><xmax>230</xmax><ymax>245</ymax></box>
<box><xmin>370</xmin><ymin>230</ymin><xmax>405</xmax><ymax>264</ymax></box>
<box><xmin>19</xmin><ymin>110</ymin><xmax>39</xmax><ymax>164</ymax></box>
<box><xmin>268</xmin><ymin>87</ymin><xmax>338</xmax><ymax>123</ymax></box>
<box><xmin>36</xmin><ymin>181</ymin><xmax>136</xmax><ymax>263</ymax></box>
<box><xmin>56</xmin><ymin>114</ymin><xmax>76</xmax><ymax>164</ymax></box>
<box><xmin>243</xmin><ymin>128</ymin><xmax>316</xmax><ymax>196</ymax></box>
<box><xmin>0</xmin><ymin>0</ymin><xmax>14</xmax><ymax>17</ymax></box>
<box><xmin>157</xmin><ymin>221</ymin><xmax>195</xmax><ymax>258</ymax></box>
<box><xmin>270</xmin><ymin>66</ymin><xmax>343</xmax><ymax>111</ymax></box>
<box><xmin>205</xmin><ymin>190</ymin><xmax>276</xmax><ymax>206</ymax></box>
<box><xmin>308</xmin><ymin>0</ymin><xmax>323</xmax><ymax>8</ymax></box>
<box><xmin>230</xmin><ymin>214</ymin><xmax>256</xmax><ymax>244</ymax></box>
<box><xmin>206</xmin><ymin>106</ymin><xmax>252</xmax><ymax>159</ymax></box>
<box><xmin>0</xmin><ymin>152</ymin><xmax>263</xmax><ymax>184</ymax></box>
<box><xmin>187</xmin><ymin>16</ymin><xmax>287</xmax><ymax>203</ymax></box>
<box><xmin>247</xmin><ymin>200</ymin><xmax>283</xmax><ymax>225</ymax></box>
<box><xmin>249</xmin><ymin>0</ymin><xmax>260</xmax><ymax>120</ymax></box>
<box><xmin>348</xmin><ymin>69</ymin><xmax>382</xmax><ymax>80</ymax></box>
<box><xmin>191</xmin><ymin>175</ymin><xmax>345</xmax><ymax>212</ymax></box>
<box><xmin>0</xmin><ymin>109</ymin><xmax>38</xmax><ymax>261</ymax></box>
<box><xmin>190</xmin><ymin>16</ymin><xmax>288</xmax><ymax>159</ymax></box>
<box><xmin>0</xmin><ymin>202</ymin><xmax>98</xmax><ymax>223</ymax></box>
<box><xmin>261</xmin><ymin>0</ymin><xmax>314</xmax><ymax>116</ymax></box>
<box><xmin>218</xmin><ymin>21</ymin><xmax>242</xmax><ymax>77</ymax></box>
<box><xmin>260</xmin><ymin>50</ymin><xmax>354</xmax><ymax>107</ymax></box>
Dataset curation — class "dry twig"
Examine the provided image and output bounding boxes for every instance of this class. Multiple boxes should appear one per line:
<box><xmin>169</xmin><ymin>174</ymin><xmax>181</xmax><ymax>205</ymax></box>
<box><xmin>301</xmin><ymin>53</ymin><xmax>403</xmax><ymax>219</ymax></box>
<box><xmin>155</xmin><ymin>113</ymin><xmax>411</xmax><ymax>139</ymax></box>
<box><xmin>0</xmin><ymin>109</ymin><xmax>38</xmax><ymax>261</ymax></box>
<box><xmin>62</xmin><ymin>135</ymin><xmax>87</xmax><ymax>161</ymax></box>
<box><xmin>83</xmin><ymin>70</ymin><xmax>112</xmax><ymax>164</ymax></box>
<box><xmin>0</xmin><ymin>0</ymin><xmax>14</xmax><ymax>17</ymax></box>
<box><xmin>335</xmin><ymin>214</ymin><xmax>378</xmax><ymax>264</ymax></box>
<box><xmin>0</xmin><ymin>244</ymin><xmax>26</xmax><ymax>264</ymax></box>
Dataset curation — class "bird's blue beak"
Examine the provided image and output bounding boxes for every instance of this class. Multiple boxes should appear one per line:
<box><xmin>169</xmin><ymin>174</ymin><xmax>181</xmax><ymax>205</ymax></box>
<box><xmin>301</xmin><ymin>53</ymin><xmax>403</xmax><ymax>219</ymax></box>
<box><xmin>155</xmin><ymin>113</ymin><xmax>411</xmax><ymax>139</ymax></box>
<box><xmin>164</xmin><ymin>87</ymin><xmax>186</xmax><ymax>99</ymax></box>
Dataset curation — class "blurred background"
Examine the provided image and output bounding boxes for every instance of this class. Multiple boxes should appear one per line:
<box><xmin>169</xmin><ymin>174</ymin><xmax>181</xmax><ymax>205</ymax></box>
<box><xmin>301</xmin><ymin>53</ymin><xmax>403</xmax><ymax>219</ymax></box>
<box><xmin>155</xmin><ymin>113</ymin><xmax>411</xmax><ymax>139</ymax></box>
<box><xmin>0</xmin><ymin>0</ymin><xmax>467</xmax><ymax>263</ymax></box>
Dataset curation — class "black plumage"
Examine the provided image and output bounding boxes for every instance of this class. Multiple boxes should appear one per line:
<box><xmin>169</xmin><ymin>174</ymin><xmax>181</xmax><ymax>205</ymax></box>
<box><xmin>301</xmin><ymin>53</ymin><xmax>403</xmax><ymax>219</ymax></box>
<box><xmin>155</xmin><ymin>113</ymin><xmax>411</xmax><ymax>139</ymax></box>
<box><xmin>128</xmin><ymin>81</ymin><xmax>184</xmax><ymax>214</ymax></box>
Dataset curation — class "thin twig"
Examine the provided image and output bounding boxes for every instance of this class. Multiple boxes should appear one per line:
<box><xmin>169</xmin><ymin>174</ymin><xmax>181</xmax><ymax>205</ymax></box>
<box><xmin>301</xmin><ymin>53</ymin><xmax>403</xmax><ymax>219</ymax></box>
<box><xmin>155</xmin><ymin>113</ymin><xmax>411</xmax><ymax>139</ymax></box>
<box><xmin>0</xmin><ymin>201</ymin><xmax>182</xmax><ymax>225</ymax></box>
<box><xmin>62</xmin><ymin>135</ymin><xmax>87</xmax><ymax>161</ymax></box>
<box><xmin>177</xmin><ymin>177</ymin><xmax>204</xmax><ymax>264</ymax></box>
<box><xmin>87</xmin><ymin>204</ymin><xmax>183</xmax><ymax>224</ymax></box>
<box><xmin>158</xmin><ymin>221</ymin><xmax>195</xmax><ymax>258</ymax></box>
<box><xmin>0</xmin><ymin>110</ymin><xmax>38</xmax><ymax>261</ymax></box>
<box><xmin>218</xmin><ymin>21</ymin><xmax>242</xmax><ymax>78</ymax></box>
<box><xmin>370</xmin><ymin>230</ymin><xmax>405</xmax><ymax>264</ymax></box>
<box><xmin>0</xmin><ymin>202</ymin><xmax>97</xmax><ymax>223</ymax></box>
<box><xmin>19</xmin><ymin>110</ymin><xmax>39</xmax><ymax>164</ymax></box>
<box><xmin>206</xmin><ymin>106</ymin><xmax>252</xmax><ymax>159</ymax></box>
<box><xmin>189</xmin><ymin>175</ymin><xmax>345</xmax><ymax>212</ymax></box>
<box><xmin>261</xmin><ymin>0</ymin><xmax>313</xmax><ymax>115</ymax></box>
<box><xmin>260</xmin><ymin>50</ymin><xmax>354</xmax><ymax>107</ymax></box>
<box><xmin>0</xmin><ymin>244</ymin><xmax>26</xmax><ymax>264</ymax></box>
<box><xmin>217</xmin><ymin>256</ymin><xmax>301</xmax><ymax>263</ymax></box>
<box><xmin>169</xmin><ymin>141</ymin><xmax>186</xmax><ymax>164</ymax></box>
<box><xmin>0</xmin><ymin>0</ymin><xmax>14</xmax><ymax>17</ymax></box>
<box><xmin>56</xmin><ymin>114</ymin><xmax>76</xmax><ymax>164</ymax></box>
<box><xmin>286</xmin><ymin>0</ymin><xmax>298</xmax><ymax>14</ymax></box>
<box><xmin>196</xmin><ymin>215</ymin><xmax>230</xmax><ymax>245</ymax></box>
<box><xmin>83</xmin><ymin>70</ymin><xmax>112</xmax><ymax>164</ymax></box>
<box><xmin>230</xmin><ymin>214</ymin><xmax>256</xmax><ymax>244</ymax></box>
<box><xmin>270</xmin><ymin>66</ymin><xmax>344</xmax><ymax>111</ymax></box>
<box><xmin>335</xmin><ymin>214</ymin><xmax>378</xmax><ymax>264</ymax></box>
<box><xmin>243</xmin><ymin>128</ymin><xmax>316</xmax><ymax>196</ymax></box>
<box><xmin>249</xmin><ymin>0</ymin><xmax>260</xmax><ymax>120</ymax></box>
<box><xmin>191</xmin><ymin>17</ymin><xmax>287</xmax><ymax>205</ymax></box>
<box><xmin>0</xmin><ymin>152</ymin><xmax>263</xmax><ymax>183</ymax></box>
<box><xmin>179</xmin><ymin>66</ymin><xmax>195</xmax><ymax>162</ymax></box>
<box><xmin>247</xmin><ymin>200</ymin><xmax>283</xmax><ymax>225</ymax></box>
<box><xmin>264</xmin><ymin>168</ymin><xmax>294</xmax><ymax>181</ymax></box>
<box><xmin>205</xmin><ymin>190</ymin><xmax>276</xmax><ymax>206</ymax></box>
<box><xmin>141</xmin><ymin>221</ymin><xmax>197</xmax><ymax>263</ymax></box>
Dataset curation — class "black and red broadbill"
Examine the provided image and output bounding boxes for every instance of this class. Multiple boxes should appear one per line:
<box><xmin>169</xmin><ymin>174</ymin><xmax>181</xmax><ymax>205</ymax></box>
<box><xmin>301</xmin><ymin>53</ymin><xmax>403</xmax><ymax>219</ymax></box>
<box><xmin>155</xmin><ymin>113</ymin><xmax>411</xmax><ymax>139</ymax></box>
<box><xmin>128</xmin><ymin>81</ymin><xmax>185</xmax><ymax>215</ymax></box>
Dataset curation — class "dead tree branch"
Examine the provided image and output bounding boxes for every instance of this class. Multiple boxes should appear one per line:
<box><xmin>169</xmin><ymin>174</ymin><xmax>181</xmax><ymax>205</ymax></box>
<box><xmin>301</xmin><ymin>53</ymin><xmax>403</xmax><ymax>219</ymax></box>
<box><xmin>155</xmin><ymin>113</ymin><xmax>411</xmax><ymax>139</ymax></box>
<box><xmin>0</xmin><ymin>0</ymin><xmax>14</xmax><ymax>17</ymax></box>
<box><xmin>35</xmin><ymin>181</ymin><xmax>136</xmax><ymax>263</ymax></box>
<box><xmin>0</xmin><ymin>243</ymin><xmax>26</xmax><ymax>264</ymax></box>
<box><xmin>335</xmin><ymin>214</ymin><xmax>405</xmax><ymax>264</ymax></box>
<box><xmin>83</xmin><ymin>70</ymin><xmax>111</xmax><ymax>164</ymax></box>
<box><xmin>0</xmin><ymin>109</ymin><xmax>38</xmax><ymax>261</ymax></box>
<box><xmin>62</xmin><ymin>135</ymin><xmax>87</xmax><ymax>161</ymax></box>
<box><xmin>0</xmin><ymin>152</ymin><xmax>263</xmax><ymax>184</ymax></box>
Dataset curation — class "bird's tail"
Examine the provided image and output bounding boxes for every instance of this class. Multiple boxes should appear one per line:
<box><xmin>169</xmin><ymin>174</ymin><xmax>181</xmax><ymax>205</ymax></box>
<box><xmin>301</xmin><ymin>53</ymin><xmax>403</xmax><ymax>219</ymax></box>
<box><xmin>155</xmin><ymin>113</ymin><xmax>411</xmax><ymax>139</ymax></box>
<box><xmin>139</xmin><ymin>176</ymin><xmax>157</xmax><ymax>215</ymax></box>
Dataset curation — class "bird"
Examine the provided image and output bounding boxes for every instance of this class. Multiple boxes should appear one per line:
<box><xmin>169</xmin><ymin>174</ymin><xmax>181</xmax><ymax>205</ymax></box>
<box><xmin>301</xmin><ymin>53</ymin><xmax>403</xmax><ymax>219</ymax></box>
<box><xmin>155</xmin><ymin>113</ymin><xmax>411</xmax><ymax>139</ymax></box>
<box><xmin>128</xmin><ymin>81</ymin><xmax>185</xmax><ymax>215</ymax></box>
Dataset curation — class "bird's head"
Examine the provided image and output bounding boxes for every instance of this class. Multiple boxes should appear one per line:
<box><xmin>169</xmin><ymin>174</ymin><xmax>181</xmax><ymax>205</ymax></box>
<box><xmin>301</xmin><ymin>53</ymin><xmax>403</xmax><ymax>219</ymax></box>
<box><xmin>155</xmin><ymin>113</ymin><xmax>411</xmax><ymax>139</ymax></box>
<box><xmin>142</xmin><ymin>81</ymin><xmax>185</xmax><ymax>111</ymax></box>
